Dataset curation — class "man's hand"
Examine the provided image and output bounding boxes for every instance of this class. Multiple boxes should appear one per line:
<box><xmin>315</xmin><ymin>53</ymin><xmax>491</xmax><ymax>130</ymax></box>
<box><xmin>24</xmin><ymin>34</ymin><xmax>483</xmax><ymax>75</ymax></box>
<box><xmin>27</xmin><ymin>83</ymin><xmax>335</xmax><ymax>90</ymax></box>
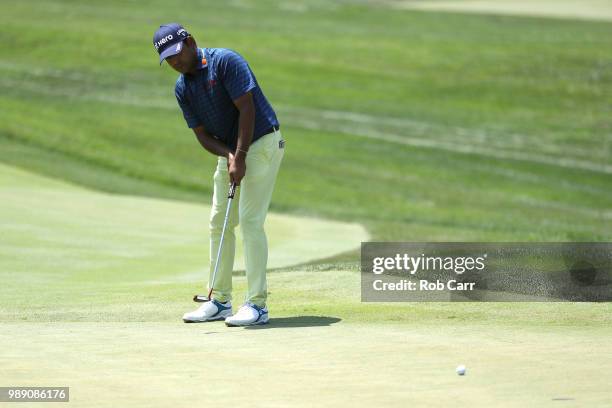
<box><xmin>227</xmin><ymin>152</ymin><xmax>247</xmax><ymax>185</ymax></box>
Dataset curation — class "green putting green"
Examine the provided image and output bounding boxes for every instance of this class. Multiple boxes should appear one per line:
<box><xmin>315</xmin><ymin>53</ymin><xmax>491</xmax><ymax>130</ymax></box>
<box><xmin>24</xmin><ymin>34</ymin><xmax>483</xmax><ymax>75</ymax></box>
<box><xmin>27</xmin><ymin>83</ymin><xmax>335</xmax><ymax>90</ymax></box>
<box><xmin>1</xmin><ymin>163</ymin><xmax>611</xmax><ymax>406</ymax></box>
<box><xmin>2</xmin><ymin>319</ymin><xmax>611</xmax><ymax>407</ymax></box>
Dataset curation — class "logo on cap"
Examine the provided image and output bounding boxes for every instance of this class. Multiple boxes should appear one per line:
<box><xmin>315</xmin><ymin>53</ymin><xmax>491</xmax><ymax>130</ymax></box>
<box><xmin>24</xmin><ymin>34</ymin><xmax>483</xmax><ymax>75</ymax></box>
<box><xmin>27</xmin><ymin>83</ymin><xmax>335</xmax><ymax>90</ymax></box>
<box><xmin>154</xmin><ymin>34</ymin><xmax>174</xmax><ymax>50</ymax></box>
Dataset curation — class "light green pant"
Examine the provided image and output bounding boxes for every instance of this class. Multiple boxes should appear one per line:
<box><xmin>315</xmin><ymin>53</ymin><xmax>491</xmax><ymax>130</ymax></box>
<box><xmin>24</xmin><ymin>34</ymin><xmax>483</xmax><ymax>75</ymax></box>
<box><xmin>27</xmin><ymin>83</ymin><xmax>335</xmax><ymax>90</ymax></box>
<box><xmin>208</xmin><ymin>130</ymin><xmax>284</xmax><ymax>307</ymax></box>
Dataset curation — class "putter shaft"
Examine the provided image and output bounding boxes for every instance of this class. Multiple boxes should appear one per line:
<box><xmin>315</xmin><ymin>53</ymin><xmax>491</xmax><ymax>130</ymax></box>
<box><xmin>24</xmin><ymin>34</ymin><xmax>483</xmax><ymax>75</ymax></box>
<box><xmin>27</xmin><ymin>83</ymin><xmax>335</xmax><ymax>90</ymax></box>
<box><xmin>206</xmin><ymin>182</ymin><xmax>237</xmax><ymax>300</ymax></box>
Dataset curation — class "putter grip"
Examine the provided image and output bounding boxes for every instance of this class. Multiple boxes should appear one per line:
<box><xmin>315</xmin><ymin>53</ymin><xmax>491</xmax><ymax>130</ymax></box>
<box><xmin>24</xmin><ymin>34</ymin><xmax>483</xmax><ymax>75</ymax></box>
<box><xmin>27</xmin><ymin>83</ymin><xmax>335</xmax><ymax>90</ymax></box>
<box><xmin>228</xmin><ymin>182</ymin><xmax>237</xmax><ymax>198</ymax></box>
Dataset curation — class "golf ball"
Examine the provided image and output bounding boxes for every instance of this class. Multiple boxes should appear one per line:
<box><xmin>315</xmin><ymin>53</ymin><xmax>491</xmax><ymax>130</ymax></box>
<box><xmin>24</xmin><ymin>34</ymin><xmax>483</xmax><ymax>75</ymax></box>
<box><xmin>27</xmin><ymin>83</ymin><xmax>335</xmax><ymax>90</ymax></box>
<box><xmin>456</xmin><ymin>365</ymin><xmax>466</xmax><ymax>376</ymax></box>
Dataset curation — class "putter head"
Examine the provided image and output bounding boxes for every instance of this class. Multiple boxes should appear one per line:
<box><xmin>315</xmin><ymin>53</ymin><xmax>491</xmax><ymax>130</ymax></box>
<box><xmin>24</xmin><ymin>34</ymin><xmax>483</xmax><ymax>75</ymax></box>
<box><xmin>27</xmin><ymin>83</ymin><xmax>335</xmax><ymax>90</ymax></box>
<box><xmin>193</xmin><ymin>294</ymin><xmax>211</xmax><ymax>303</ymax></box>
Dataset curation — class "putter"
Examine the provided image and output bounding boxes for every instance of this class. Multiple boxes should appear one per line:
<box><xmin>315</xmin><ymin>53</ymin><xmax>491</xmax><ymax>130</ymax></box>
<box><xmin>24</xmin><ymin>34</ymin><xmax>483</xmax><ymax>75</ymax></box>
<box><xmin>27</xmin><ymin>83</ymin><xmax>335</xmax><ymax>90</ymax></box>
<box><xmin>193</xmin><ymin>181</ymin><xmax>238</xmax><ymax>303</ymax></box>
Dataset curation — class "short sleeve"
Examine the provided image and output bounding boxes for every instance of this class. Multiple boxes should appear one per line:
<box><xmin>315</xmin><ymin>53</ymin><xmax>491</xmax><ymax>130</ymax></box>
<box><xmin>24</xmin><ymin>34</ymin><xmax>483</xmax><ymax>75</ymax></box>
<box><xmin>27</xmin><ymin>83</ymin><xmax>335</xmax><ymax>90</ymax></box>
<box><xmin>217</xmin><ymin>50</ymin><xmax>257</xmax><ymax>100</ymax></box>
<box><xmin>175</xmin><ymin>79</ymin><xmax>201</xmax><ymax>128</ymax></box>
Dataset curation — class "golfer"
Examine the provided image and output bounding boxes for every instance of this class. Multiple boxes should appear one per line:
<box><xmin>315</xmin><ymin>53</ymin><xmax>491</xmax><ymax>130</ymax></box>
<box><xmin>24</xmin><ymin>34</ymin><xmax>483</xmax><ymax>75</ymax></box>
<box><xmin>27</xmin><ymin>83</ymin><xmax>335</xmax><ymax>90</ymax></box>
<box><xmin>153</xmin><ymin>23</ymin><xmax>284</xmax><ymax>326</ymax></box>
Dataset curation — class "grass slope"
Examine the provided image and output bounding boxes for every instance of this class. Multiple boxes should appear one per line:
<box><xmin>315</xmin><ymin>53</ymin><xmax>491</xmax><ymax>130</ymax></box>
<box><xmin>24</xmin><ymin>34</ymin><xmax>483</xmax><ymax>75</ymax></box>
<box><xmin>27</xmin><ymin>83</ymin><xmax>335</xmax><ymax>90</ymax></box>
<box><xmin>0</xmin><ymin>0</ymin><xmax>610</xmax><ymax>241</ymax></box>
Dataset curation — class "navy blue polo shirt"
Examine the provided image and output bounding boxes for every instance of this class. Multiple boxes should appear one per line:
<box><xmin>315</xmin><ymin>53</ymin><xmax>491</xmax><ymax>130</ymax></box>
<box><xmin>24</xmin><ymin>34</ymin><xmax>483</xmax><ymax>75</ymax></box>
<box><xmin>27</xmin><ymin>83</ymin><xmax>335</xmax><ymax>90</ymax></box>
<box><xmin>174</xmin><ymin>48</ymin><xmax>279</xmax><ymax>150</ymax></box>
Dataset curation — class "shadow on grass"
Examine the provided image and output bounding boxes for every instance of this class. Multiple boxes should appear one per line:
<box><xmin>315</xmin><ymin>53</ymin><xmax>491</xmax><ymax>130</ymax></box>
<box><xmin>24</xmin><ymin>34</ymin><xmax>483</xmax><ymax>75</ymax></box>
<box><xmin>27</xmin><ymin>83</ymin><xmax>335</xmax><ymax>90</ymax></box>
<box><xmin>244</xmin><ymin>316</ymin><xmax>341</xmax><ymax>330</ymax></box>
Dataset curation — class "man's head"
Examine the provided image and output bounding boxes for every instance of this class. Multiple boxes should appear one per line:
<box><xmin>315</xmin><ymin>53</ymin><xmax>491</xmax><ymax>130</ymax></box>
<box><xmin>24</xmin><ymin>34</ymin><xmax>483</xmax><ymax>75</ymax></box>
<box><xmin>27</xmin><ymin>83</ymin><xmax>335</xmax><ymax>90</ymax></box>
<box><xmin>153</xmin><ymin>23</ymin><xmax>199</xmax><ymax>74</ymax></box>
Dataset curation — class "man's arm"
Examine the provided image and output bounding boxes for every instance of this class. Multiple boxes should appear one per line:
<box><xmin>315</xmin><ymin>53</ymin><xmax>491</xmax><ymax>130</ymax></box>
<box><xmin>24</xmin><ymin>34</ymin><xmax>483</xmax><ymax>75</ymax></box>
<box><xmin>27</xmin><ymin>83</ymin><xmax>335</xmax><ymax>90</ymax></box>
<box><xmin>190</xmin><ymin>91</ymin><xmax>254</xmax><ymax>185</ymax></box>
<box><xmin>192</xmin><ymin>126</ymin><xmax>232</xmax><ymax>158</ymax></box>
<box><xmin>234</xmin><ymin>91</ymin><xmax>255</xmax><ymax>156</ymax></box>
<box><xmin>227</xmin><ymin>91</ymin><xmax>255</xmax><ymax>185</ymax></box>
